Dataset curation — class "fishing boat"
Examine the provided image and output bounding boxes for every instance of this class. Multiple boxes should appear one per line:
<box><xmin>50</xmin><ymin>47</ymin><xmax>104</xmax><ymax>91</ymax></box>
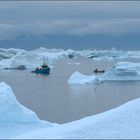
<box><xmin>32</xmin><ymin>63</ymin><xmax>50</xmax><ymax>75</ymax></box>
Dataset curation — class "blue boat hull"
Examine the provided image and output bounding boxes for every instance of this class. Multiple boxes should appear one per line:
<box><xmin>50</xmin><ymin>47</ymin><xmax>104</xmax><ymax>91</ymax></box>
<box><xmin>32</xmin><ymin>67</ymin><xmax>50</xmax><ymax>75</ymax></box>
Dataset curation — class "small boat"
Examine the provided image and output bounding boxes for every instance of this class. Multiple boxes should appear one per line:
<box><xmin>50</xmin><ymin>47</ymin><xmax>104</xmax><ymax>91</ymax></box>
<box><xmin>94</xmin><ymin>68</ymin><xmax>105</xmax><ymax>74</ymax></box>
<box><xmin>32</xmin><ymin>63</ymin><xmax>50</xmax><ymax>75</ymax></box>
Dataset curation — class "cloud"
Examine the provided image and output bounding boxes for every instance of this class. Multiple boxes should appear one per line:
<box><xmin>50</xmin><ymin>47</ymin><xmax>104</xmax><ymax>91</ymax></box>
<box><xmin>0</xmin><ymin>1</ymin><xmax>140</xmax><ymax>40</ymax></box>
<box><xmin>0</xmin><ymin>1</ymin><xmax>140</xmax><ymax>22</ymax></box>
<box><xmin>0</xmin><ymin>18</ymin><xmax>140</xmax><ymax>40</ymax></box>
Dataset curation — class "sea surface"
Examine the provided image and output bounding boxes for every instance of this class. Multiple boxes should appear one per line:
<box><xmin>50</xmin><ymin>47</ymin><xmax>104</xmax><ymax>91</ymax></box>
<box><xmin>0</xmin><ymin>58</ymin><xmax>140</xmax><ymax>124</ymax></box>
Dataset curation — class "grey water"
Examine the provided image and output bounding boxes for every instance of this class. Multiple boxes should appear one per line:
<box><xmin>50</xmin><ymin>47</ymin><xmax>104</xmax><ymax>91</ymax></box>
<box><xmin>0</xmin><ymin>58</ymin><xmax>140</xmax><ymax>124</ymax></box>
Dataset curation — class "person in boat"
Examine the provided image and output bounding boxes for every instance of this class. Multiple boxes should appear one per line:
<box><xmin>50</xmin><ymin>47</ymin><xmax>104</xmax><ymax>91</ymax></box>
<box><xmin>41</xmin><ymin>63</ymin><xmax>48</xmax><ymax>69</ymax></box>
<box><xmin>94</xmin><ymin>68</ymin><xmax>98</xmax><ymax>73</ymax></box>
<box><xmin>94</xmin><ymin>68</ymin><xmax>105</xmax><ymax>73</ymax></box>
<box><xmin>35</xmin><ymin>67</ymin><xmax>39</xmax><ymax>71</ymax></box>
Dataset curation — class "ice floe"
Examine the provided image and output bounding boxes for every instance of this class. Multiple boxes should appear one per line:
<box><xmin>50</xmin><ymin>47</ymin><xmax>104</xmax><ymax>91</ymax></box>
<box><xmin>68</xmin><ymin>71</ymin><xmax>101</xmax><ymax>84</ymax></box>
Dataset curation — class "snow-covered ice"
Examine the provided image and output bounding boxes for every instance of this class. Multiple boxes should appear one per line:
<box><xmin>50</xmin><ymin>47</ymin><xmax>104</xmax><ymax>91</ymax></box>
<box><xmin>0</xmin><ymin>48</ymin><xmax>26</xmax><ymax>60</ymax></box>
<box><xmin>15</xmin><ymin>97</ymin><xmax>140</xmax><ymax>139</ymax></box>
<box><xmin>68</xmin><ymin>71</ymin><xmax>101</xmax><ymax>84</ymax></box>
<box><xmin>102</xmin><ymin>62</ymin><xmax>140</xmax><ymax>81</ymax></box>
<box><xmin>0</xmin><ymin>47</ymin><xmax>79</xmax><ymax>70</ymax></box>
<box><xmin>0</xmin><ymin>82</ymin><xmax>53</xmax><ymax>139</ymax></box>
<box><xmin>0</xmin><ymin>82</ymin><xmax>39</xmax><ymax>123</ymax></box>
<box><xmin>0</xmin><ymin>72</ymin><xmax>140</xmax><ymax>138</ymax></box>
<box><xmin>81</xmin><ymin>49</ymin><xmax>140</xmax><ymax>60</ymax></box>
<box><xmin>0</xmin><ymin>52</ymin><xmax>45</xmax><ymax>69</ymax></box>
<box><xmin>1</xmin><ymin>48</ymin><xmax>140</xmax><ymax>138</ymax></box>
<box><xmin>68</xmin><ymin>62</ymin><xmax>140</xmax><ymax>84</ymax></box>
<box><xmin>1</xmin><ymin>47</ymin><xmax>140</xmax><ymax>70</ymax></box>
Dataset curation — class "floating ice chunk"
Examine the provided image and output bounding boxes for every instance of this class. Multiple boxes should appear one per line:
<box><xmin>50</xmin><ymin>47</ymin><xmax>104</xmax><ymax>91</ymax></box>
<box><xmin>0</xmin><ymin>48</ymin><xmax>26</xmax><ymax>60</ymax></box>
<box><xmin>68</xmin><ymin>71</ymin><xmax>101</xmax><ymax>84</ymax></box>
<box><xmin>68</xmin><ymin>62</ymin><xmax>140</xmax><ymax>84</ymax></box>
<box><xmin>15</xmin><ymin>98</ymin><xmax>140</xmax><ymax>139</ymax></box>
<box><xmin>0</xmin><ymin>52</ymin><xmax>46</xmax><ymax>69</ymax></box>
<box><xmin>102</xmin><ymin>62</ymin><xmax>140</xmax><ymax>81</ymax></box>
<box><xmin>0</xmin><ymin>82</ymin><xmax>54</xmax><ymax>139</ymax></box>
<box><xmin>0</xmin><ymin>82</ymin><xmax>40</xmax><ymax>123</ymax></box>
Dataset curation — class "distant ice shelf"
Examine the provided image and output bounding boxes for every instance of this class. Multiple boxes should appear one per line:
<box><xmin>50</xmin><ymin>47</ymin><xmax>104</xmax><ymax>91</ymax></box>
<box><xmin>0</xmin><ymin>47</ymin><xmax>140</xmax><ymax>70</ymax></box>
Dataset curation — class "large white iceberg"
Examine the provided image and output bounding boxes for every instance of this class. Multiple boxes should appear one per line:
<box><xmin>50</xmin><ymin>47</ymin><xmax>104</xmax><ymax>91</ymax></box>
<box><xmin>84</xmin><ymin>49</ymin><xmax>124</xmax><ymax>60</ymax></box>
<box><xmin>1</xmin><ymin>81</ymin><xmax>140</xmax><ymax>139</ymax></box>
<box><xmin>0</xmin><ymin>82</ymin><xmax>40</xmax><ymax>123</ymax></box>
<box><xmin>0</xmin><ymin>48</ymin><xmax>26</xmax><ymax>60</ymax></box>
<box><xmin>31</xmin><ymin>47</ymin><xmax>77</xmax><ymax>60</ymax></box>
<box><xmin>102</xmin><ymin>62</ymin><xmax>140</xmax><ymax>81</ymax></box>
<box><xmin>1</xmin><ymin>47</ymin><xmax>140</xmax><ymax>70</ymax></box>
<box><xmin>0</xmin><ymin>82</ymin><xmax>53</xmax><ymax>139</ymax></box>
<box><xmin>15</xmin><ymin>98</ymin><xmax>140</xmax><ymax>139</ymax></box>
<box><xmin>67</xmin><ymin>71</ymin><xmax>101</xmax><ymax>84</ymax></box>
<box><xmin>81</xmin><ymin>49</ymin><xmax>140</xmax><ymax>60</ymax></box>
<box><xmin>0</xmin><ymin>51</ymin><xmax>48</xmax><ymax>69</ymax></box>
<box><xmin>68</xmin><ymin>62</ymin><xmax>140</xmax><ymax>84</ymax></box>
<box><xmin>0</xmin><ymin>47</ymin><xmax>79</xmax><ymax>70</ymax></box>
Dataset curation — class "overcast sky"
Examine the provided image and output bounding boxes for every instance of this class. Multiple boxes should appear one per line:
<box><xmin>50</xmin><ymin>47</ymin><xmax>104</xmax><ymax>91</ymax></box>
<box><xmin>0</xmin><ymin>1</ymin><xmax>140</xmax><ymax>50</ymax></box>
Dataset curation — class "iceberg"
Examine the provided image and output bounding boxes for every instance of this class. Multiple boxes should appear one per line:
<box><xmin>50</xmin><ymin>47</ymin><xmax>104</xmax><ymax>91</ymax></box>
<box><xmin>79</xmin><ymin>49</ymin><xmax>126</xmax><ymax>60</ymax></box>
<box><xmin>68</xmin><ymin>62</ymin><xmax>140</xmax><ymax>84</ymax></box>
<box><xmin>0</xmin><ymin>82</ymin><xmax>40</xmax><ymax>123</ymax></box>
<box><xmin>0</xmin><ymin>48</ymin><xmax>26</xmax><ymax>60</ymax></box>
<box><xmin>0</xmin><ymin>82</ymin><xmax>53</xmax><ymax>139</ymax></box>
<box><xmin>1</xmin><ymin>47</ymin><xmax>140</xmax><ymax>70</ymax></box>
<box><xmin>15</xmin><ymin>98</ymin><xmax>140</xmax><ymax>139</ymax></box>
<box><xmin>31</xmin><ymin>47</ymin><xmax>77</xmax><ymax>60</ymax></box>
<box><xmin>0</xmin><ymin>47</ymin><xmax>80</xmax><ymax>70</ymax></box>
<box><xmin>0</xmin><ymin>52</ymin><xmax>44</xmax><ymax>69</ymax></box>
<box><xmin>102</xmin><ymin>62</ymin><xmax>140</xmax><ymax>81</ymax></box>
<box><xmin>67</xmin><ymin>71</ymin><xmax>101</xmax><ymax>84</ymax></box>
<box><xmin>1</xmin><ymin>79</ymin><xmax>140</xmax><ymax>139</ymax></box>
<box><xmin>80</xmin><ymin>49</ymin><xmax>140</xmax><ymax>60</ymax></box>
<box><xmin>30</xmin><ymin>48</ymin><xmax>140</xmax><ymax>61</ymax></box>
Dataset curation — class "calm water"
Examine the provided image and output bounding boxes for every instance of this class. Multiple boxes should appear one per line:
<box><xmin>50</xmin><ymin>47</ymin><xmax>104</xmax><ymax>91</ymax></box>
<box><xmin>0</xmin><ymin>58</ymin><xmax>140</xmax><ymax>124</ymax></box>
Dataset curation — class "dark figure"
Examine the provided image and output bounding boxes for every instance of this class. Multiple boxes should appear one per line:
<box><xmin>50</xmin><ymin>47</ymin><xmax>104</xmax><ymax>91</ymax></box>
<box><xmin>94</xmin><ymin>68</ymin><xmax>98</xmax><ymax>73</ymax></box>
<box><xmin>42</xmin><ymin>63</ymin><xmax>48</xmax><ymax>68</ymax></box>
<box><xmin>35</xmin><ymin>67</ymin><xmax>39</xmax><ymax>71</ymax></box>
<box><xmin>94</xmin><ymin>68</ymin><xmax>105</xmax><ymax>73</ymax></box>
